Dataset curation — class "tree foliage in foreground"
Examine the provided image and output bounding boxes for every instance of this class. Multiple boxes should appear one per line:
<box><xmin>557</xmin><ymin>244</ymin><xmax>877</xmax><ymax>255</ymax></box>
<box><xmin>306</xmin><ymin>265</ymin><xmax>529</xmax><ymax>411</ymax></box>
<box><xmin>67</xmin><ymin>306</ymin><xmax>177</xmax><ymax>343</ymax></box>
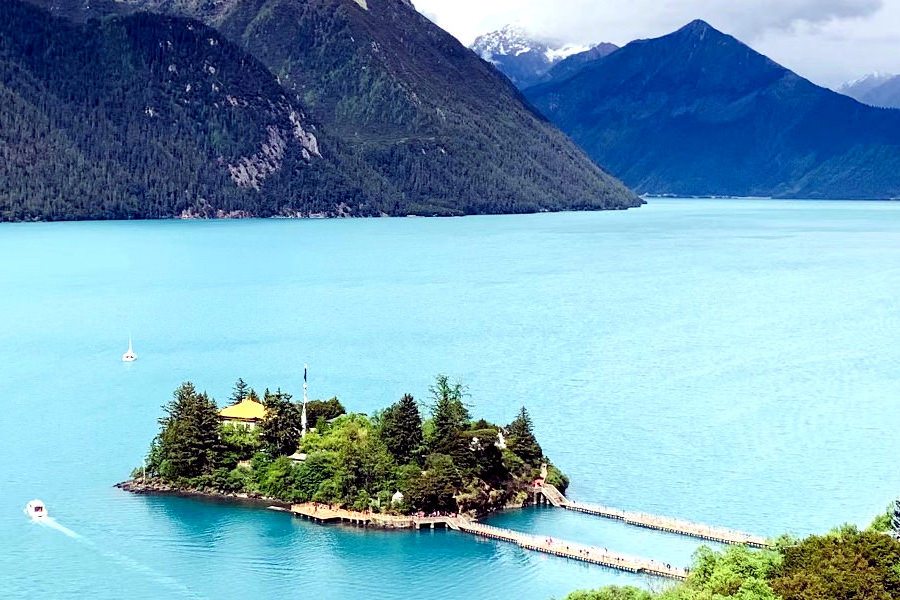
<box><xmin>562</xmin><ymin>525</ymin><xmax>900</xmax><ymax>600</ymax></box>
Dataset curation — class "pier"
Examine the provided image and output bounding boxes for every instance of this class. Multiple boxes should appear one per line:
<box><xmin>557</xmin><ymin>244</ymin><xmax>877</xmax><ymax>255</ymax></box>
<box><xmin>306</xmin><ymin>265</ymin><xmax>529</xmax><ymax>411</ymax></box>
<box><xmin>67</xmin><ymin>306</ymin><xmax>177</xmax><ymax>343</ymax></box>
<box><xmin>289</xmin><ymin>503</ymin><xmax>685</xmax><ymax>579</ymax></box>
<box><xmin>287</xmin><ymin>485</ymin><xmax>769</xmax><ymax>580</ymax></box>
<box><xmin>290</xmin><ymin>503</ymin><xmax>459</xmax><ymax>530</ymax></box>
<box><xmin>535</xmin><ymin>484</ymin><xmax>770</xmax><ymax>548</ymax></box>
<box><xmin>458</xmin><ymin>521</ymin><xmax>687</xmax><ymax>580</ymax></box>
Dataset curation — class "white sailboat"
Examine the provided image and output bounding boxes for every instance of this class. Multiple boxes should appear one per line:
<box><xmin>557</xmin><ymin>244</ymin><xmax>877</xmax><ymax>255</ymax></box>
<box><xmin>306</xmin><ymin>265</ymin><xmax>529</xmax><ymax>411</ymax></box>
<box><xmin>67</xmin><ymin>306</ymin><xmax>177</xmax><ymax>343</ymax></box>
<box><xmin>122</xmin><ymin>336</ymin><xmax>137</xmax><ymax>362</ymax></box>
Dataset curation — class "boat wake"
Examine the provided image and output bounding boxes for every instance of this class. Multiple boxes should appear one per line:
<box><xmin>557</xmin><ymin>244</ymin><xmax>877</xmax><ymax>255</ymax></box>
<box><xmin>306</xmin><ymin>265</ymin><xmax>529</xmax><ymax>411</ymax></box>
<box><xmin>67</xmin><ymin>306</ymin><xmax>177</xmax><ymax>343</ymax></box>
<box><xmin>29</xmin><ymin>509</ymin><xmax>206</xmax><ymax>600</ymax></box>
<box><xmin>39</xmin><ymin>517</ymin><xmax>80</xmax><ymax>539</ymax></box>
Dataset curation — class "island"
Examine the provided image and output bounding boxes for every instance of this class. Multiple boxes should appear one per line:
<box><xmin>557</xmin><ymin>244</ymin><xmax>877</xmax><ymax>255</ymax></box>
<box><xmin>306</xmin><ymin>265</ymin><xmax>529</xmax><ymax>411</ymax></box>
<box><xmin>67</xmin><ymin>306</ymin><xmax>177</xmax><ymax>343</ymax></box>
<box><xmin>118</xmin><ymin>375</ymin><xmax>900</xmax><ymax>599</ymax></box>
<box><xmin>119</xmin><ymin>375</ymin><xmax>568</xmax><ymax>518</ymax></box>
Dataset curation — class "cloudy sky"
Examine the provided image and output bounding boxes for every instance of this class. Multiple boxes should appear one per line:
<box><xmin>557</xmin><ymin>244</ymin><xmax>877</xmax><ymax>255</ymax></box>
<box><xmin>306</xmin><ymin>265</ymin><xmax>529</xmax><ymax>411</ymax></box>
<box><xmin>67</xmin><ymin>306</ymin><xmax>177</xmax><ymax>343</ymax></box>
<box><xmin>411</xmin><ymin>0</ymin><xmax>900</xmax><ymax>88</ymax></box>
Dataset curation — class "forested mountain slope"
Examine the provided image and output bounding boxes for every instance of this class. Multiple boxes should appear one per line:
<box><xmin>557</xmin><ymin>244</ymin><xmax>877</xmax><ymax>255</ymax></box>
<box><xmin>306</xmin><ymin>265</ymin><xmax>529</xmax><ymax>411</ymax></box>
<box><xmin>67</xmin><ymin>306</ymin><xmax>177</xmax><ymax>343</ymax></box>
<box><xmin>11</xmin><ymin>0</ymin><xmax>641</xmax><ymax>220</ymax></box>
<box><xmin>1</xmin><ymin>0</ymin><xmax>383</xmax><ymax>220</ymax></box>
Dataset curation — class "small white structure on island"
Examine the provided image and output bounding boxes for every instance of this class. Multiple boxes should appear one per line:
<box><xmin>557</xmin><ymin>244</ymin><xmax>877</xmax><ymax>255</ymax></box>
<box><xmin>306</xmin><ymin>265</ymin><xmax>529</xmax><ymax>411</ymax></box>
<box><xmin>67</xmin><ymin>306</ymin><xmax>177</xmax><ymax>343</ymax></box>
<box><xmin>391</xmin><ymin>490</ymin><xmax>404</xmax><ymax>506</ymax></box>
<box><xmin>496</xmin><ymin>428</ymin><xmax>507</xmax><ymax>450</ymax></box>
<box><xmin>288</xmin><ymin>452</ymin><xmax>307</xmax><ymax>463</ymax></box>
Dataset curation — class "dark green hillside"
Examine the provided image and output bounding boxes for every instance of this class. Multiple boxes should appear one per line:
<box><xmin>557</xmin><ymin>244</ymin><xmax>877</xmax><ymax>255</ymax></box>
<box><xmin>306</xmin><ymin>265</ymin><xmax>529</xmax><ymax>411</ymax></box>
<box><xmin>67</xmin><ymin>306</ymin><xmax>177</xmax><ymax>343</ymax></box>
<box><xmin>527</xmin><ymin>20</ymin><xmax>900</xmax><ymax>200</ymax></box>
<box><xmin>23</xmin><ymin>0</ymin><xmax>641</xmax><ymax>218</ymax></box>
<box><xmin>0</xmin><ymin>0</ymin><xmax>382</xmax><ymax>221</ymax></box>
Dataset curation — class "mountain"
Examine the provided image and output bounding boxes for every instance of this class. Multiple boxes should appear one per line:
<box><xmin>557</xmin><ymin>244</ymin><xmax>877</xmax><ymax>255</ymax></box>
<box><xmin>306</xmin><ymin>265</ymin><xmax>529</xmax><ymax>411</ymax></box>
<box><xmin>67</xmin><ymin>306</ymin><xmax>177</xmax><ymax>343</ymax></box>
<box><xmin>0</xmin><ymin>0</ymin><xmax>380</xmax><ymax>221</ymax></box>
<box><xmin>542</xmin><ymin>43</ymin><xmax>620</xmax><ymax>83</ymax></box>
<box><xmin>526</xmin><ymin>20</ymin><xmax>900</xmax><ymax>199</ymax></box>
<box><xmin>470</xmin><ymin>24</ymin><xmax>616</xmax><ymax>89</ymax></box>
<box><xmin>839</xmin><ymin>73</ymin><xmax>900</xmax><ymax>109</ymax></box>
<box><xmin>16</xmin><ymin>0</ymin><xmax>641</xmax><ymax>220</ymax></box>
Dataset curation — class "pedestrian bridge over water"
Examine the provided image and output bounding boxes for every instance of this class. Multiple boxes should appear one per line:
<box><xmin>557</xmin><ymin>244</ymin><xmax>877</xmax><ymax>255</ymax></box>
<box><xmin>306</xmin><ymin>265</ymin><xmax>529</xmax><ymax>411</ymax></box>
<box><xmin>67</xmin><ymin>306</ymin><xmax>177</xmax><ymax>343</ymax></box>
<box><xmin>287</xmin><ymin>485</ymin><xmax>769</xmax><ymax>581</ymax></box>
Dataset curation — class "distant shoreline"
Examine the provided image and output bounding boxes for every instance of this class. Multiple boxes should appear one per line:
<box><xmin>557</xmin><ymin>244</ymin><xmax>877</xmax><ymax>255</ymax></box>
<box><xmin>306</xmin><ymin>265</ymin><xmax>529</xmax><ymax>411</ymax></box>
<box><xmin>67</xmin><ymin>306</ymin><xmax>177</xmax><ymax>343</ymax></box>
<box><xmin>643</xmin><ymin>195</ymin><xmax>899</xmax><ymax>201</ymax></box>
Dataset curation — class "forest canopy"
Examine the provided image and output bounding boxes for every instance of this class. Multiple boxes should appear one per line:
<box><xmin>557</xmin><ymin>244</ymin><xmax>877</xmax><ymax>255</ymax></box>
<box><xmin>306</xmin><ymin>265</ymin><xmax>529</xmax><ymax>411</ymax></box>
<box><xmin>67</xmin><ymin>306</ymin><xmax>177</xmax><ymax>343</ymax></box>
<box><xmin>138</xmin><ymin>375</ymin><xmax>567</xmax><ymax>515</ymax></box>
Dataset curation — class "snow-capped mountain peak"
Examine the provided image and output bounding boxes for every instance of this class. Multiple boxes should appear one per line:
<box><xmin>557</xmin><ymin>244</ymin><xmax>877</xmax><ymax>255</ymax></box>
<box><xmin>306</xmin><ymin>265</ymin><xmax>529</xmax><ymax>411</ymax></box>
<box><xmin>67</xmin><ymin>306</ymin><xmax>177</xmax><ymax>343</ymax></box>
<box><xmin>471</xmin><ymin>24</ymin><xmax>545</xmax><ymax>62</ymax></box>
<box><xmin>838</xmin><ymin>72</ymin><xmax>900</xmax><ymax>109</ymax></box>
<box><xmin>544</xmin><ymin>44</ymin><xmax>593</xmax><ymax>63</ymax></box>
<box><xmin>470</xmin><ymin>24</ymin><xmax>609</xmax><ymax>89</ymax></box>
<box><xmin>838</xmin><ymin>72</ymin><xmax>896</xmax><ymax>95</ymax></box>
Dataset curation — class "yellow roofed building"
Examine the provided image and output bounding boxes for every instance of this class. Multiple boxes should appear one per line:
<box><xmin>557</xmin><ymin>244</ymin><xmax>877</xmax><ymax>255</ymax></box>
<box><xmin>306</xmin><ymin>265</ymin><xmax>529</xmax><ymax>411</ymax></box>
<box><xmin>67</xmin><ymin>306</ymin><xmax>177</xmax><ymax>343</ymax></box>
<box><xmin>219</xmin><ymin>397</ymin><xmax>267</xmax><ymax>428</ymax></box>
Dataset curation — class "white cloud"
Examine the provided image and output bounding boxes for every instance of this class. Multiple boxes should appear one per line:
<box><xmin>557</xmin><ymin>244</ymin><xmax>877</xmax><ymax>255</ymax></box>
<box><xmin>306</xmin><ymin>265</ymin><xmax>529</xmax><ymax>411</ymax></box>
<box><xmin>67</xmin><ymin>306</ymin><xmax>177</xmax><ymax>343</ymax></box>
<box><xmin>411</xmin><ymin>0</ymin><xmax>899</xmax><ymax>87</ymax></box>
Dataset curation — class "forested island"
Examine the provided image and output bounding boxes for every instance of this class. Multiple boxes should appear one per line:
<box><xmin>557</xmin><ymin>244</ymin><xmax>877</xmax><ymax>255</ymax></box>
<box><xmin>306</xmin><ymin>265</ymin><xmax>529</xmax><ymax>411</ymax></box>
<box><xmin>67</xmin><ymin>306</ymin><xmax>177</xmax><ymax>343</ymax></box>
<box><xmin>121</xmin><ymin>375</ymin><xmax>567</xmax><ymax>516</ymax></box>
<box><xmin>562</xmin><ymin>508</ymin><xmax>900</xmax><ymax>600</ymax></box>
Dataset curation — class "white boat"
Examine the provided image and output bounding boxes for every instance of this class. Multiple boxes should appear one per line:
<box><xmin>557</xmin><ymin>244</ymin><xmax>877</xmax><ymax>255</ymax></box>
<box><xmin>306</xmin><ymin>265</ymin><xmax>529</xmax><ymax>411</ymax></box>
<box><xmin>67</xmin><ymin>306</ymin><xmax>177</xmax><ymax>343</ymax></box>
<box><xmin>25</xmin><ymin>499</ymin><xmax>47</xmax><ymax>520</ymax></box>
<box><xmin>122</xmin><ymin>336</ymin><xmax>137</xmax><ymax>362</ymax></box>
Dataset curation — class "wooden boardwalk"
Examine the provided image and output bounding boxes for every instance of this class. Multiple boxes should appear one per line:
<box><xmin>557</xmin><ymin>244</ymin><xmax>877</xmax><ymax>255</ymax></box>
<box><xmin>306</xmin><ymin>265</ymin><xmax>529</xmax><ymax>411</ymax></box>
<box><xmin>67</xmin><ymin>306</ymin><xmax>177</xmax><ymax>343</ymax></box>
<box><xmin>537</xmin><ymin>484</ymin><xmax>770</xmax><ymax>548</ymax></box>
<box><xmin>289</xmin><ymin>503</ymin><xmax>684</xmax><ymax>579</ymax></box>
<box><xmin>458</xmin><ymin>521</ymin><xmax>687</xmax><ymax>580</ymax></box>
<box><xmin>290</xmin><ymin>503</ymin><xmax>459</xmax><ymax>530</ymax></box>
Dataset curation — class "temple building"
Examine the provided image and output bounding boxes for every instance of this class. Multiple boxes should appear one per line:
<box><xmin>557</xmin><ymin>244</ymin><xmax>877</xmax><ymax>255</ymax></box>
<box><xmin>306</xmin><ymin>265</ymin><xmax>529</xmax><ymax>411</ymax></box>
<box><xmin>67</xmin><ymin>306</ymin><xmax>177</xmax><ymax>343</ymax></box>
<box><xmin>219</xmin><ymin>396</ymin><xmax>266</xmax><ymax>428</ymax></box>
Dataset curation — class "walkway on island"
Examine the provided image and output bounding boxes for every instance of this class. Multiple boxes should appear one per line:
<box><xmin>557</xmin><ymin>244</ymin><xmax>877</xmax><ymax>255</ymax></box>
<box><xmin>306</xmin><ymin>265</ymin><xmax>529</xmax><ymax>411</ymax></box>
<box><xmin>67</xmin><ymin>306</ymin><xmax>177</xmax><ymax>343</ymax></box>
<box><xmin>291</xmin><ymin>503</ymin><xmax>460</xmax><ymax>530</ymax></box>
<box><xmin>289</xmin><ymin>503</ymin><xmax>685</xmax><ymax>579</ymax></box>
<box><xmin>535</xmin><ymin>484</ymin><xmax>770</xmax><ymax>548</ymax></box>
<box><xmin>457</xmin><ymin>520</ymin><xmax>687</xmax><ymax>580</ymax></box>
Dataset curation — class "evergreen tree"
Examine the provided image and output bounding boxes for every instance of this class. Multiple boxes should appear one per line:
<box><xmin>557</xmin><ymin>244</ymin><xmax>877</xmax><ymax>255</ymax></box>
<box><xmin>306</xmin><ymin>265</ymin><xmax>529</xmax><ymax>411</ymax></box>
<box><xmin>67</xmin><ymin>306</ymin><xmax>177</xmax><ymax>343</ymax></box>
<box><xmin>153</xmin><ymin>382</ymin><xmax>223</xmax><ymax>479</ymax></box>
<box><xmin>429</xmin><ymin>375</ymin><xmax>470</xmax><ymax>455</ymax></box>
<box><xmin>259</xmin><ymin>389</ymin><xmax>302</xmax><ymax>456</ymax></box>
<box><xmin>507</xmin><ymin>406</ymin><xmax>543</xmax><ymax>465</ymax></box>
<box><xmin>380</xmin><ymin>394</ymin><xmax>424</xmax><ymax>464</ymax></box>
<box><xmin>230</xmin><ymin>378</ymin><xmax>250</xmax><ymax>404</ymax></box>
<box><xmin>407</xmin><ymin>453</ymin><xmax>463</xmax><ymax>513</ymax></box>
<box><xmin>305</xmin><ymin>397</ymin><xmax>346</xmax><ymax>424</ymax></box>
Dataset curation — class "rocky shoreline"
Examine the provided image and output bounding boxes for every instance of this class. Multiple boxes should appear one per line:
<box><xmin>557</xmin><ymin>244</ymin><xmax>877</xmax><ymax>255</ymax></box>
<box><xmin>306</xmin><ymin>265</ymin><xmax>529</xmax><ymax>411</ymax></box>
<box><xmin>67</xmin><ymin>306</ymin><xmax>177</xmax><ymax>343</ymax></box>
<box><xmin>116</xmin><ymin>478</ymin><xmax>530</xmax><ymax>526</ymax></box>
<box><xmin>115</xmin><ymin>479</ymin><xmax>292</xmax><ymax>510</ymax></box>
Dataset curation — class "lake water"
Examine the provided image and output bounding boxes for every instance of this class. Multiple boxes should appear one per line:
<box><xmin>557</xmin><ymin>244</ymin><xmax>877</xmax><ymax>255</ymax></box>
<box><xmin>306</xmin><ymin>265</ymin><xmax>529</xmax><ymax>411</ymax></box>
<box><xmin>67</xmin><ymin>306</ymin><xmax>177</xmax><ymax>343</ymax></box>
<box><xmin>3</xmin><ymin>199</ymin><xmax>900</xmax><ymax>599</ymax></box>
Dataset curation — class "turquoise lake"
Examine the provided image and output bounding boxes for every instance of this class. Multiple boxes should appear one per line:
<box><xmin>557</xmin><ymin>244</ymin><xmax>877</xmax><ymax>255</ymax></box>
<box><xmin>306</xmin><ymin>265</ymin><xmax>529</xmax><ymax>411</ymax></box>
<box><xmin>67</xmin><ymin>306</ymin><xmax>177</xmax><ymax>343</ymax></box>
<box><xmin>3</xmin><ymin>199</ymin><xmax>900</xmax><ymax>599</ymax></box>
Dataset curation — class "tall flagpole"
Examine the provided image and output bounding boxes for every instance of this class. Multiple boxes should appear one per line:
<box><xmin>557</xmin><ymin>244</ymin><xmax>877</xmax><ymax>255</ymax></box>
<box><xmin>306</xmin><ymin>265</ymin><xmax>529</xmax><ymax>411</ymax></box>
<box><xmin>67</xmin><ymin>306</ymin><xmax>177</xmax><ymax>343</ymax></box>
<box><xmin>301</xmin><ymin>364</ymin><xmax>308</xmax><ymax>437</ymax></box>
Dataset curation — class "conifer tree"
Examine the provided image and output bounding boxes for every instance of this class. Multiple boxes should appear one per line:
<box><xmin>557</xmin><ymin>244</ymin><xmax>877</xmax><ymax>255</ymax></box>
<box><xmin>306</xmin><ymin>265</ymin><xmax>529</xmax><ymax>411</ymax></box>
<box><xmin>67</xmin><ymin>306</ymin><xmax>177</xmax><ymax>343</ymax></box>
<box><xmin>153</xmin><ymin>382</ymin><xmax>223</xmax><ymax>479</ymax></box>
<box><xmin>380</xmin><ymin>394</ymin><xmax>424</xmax><ymax>464</ymax></box>
<box><xmin>259</xmin><ymin>389</ymin><xmax>302</xmax><ymax>457</ymax></box>
<box><xmin>230</xmin><ymin>378</ymin><xmax>250</xmax><ymax>404</ymax></box>
<box><xmin>507</xmin><ymin>406</ymin><xmax>543</xmax><ymax>465</ymax></box>
<box><xmin>429</xmin><ymin>375</ymin><xmax>470</xmax><ymax>455</ymax></box>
